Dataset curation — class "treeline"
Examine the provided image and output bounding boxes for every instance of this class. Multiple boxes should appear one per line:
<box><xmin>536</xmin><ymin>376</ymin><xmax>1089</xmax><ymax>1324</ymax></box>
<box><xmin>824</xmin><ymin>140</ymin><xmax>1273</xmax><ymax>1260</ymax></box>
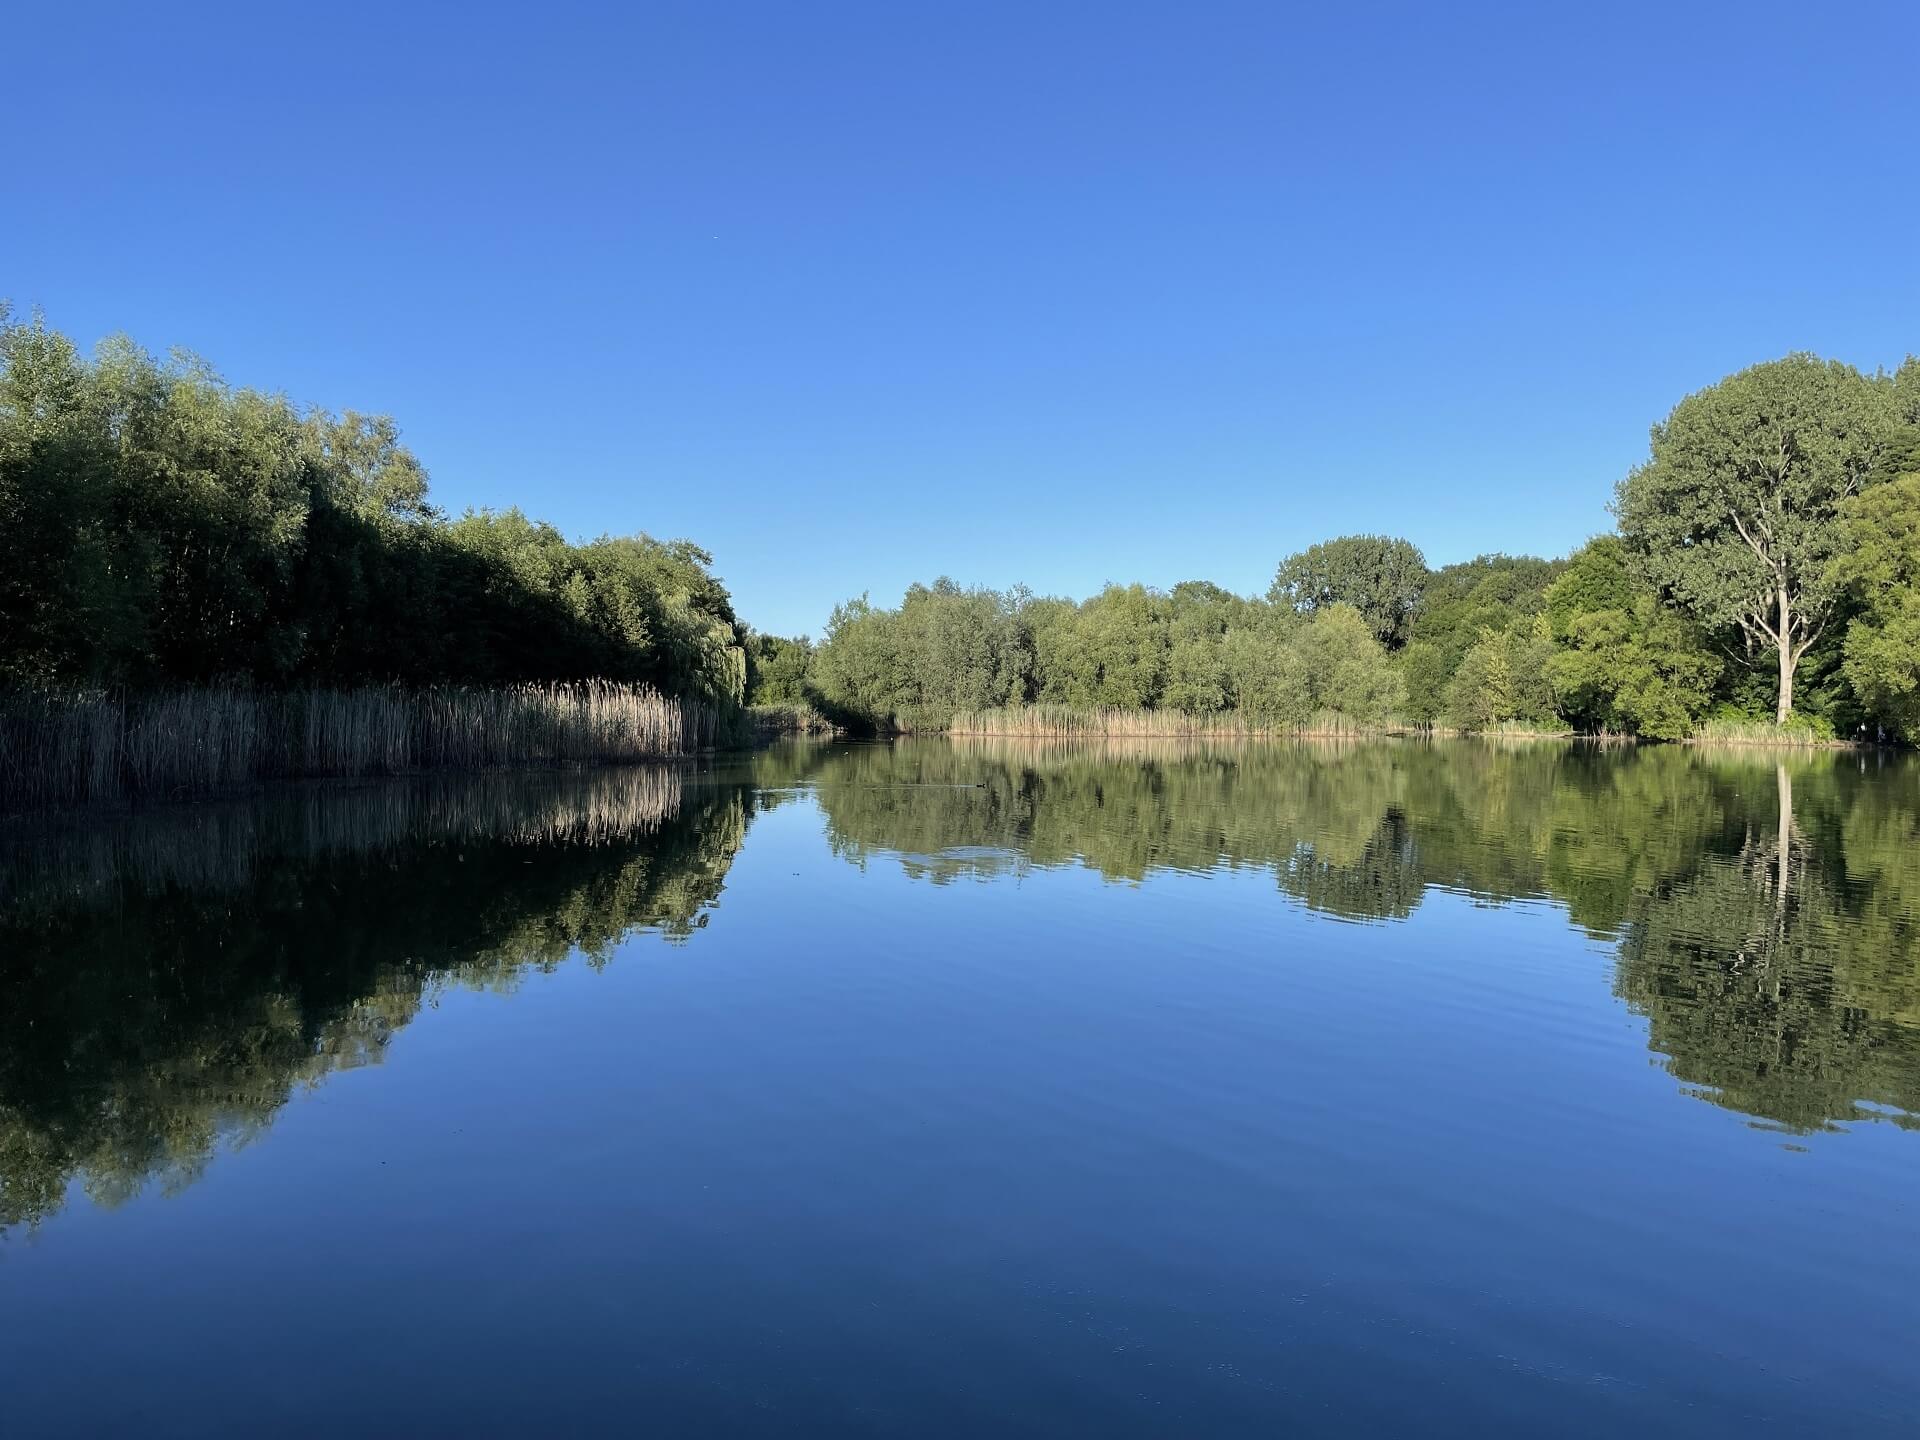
<box><xmin>754</xmin><ymin>581</ymin><xmax>1407</xmax><ymax>734</ymax></box>
<box><xmin>0</xmin><ymin>312</ymin><xmax>747</xmax><ymax>702</ymax></box>
<box><xmin>754</xmin><ymin>353</ymin><xmax>1920</xmax><ymax>742</ymax></box>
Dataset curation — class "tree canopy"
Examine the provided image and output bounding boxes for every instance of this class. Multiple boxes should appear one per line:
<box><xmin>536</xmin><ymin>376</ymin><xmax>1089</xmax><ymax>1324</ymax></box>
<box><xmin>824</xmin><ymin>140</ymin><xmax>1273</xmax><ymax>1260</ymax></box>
<box><xmin>8</xmin><ymin>315</ymin><xmax>1919</xmax><ymax>745</ymax></box>
<box><xmin>0</xmin><ymin>313</ymin><xmax>747</xmax><ymax>702</ymax></box>
<box><xmin>1269</xmin><ymin>534</ymin><xmax>1427</xmax><ymax>648</ymax></box>
<box><xmin>1832</xmin><ymin>474</ymin><xmax>1920</xmax><ymax>741</ymax></box>
<box><xmin>1615</xmin><ymin>355</ymin><xmax>1897</xmax><ymax>723</ymax></box>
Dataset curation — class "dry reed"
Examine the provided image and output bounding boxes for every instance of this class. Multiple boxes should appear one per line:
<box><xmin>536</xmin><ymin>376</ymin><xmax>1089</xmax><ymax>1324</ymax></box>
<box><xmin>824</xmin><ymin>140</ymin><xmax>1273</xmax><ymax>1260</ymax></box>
<box><xmin>0</xmin><ymin>682</ymin><xmax>728</xmax><ymax>812</ymax></box>
<box><xmin>945</xmin><ymin>705</ymin><xmax>1393</xmax><ymax>740</ymax></box>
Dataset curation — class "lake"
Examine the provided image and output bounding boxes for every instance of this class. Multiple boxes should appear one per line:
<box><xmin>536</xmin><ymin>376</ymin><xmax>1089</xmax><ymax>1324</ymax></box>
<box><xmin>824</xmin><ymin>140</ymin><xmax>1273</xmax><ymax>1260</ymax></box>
<box><xmin>4</xmin><ymin>738</ymin><xmax>1917</xmax><ymax>1436</ymax></box>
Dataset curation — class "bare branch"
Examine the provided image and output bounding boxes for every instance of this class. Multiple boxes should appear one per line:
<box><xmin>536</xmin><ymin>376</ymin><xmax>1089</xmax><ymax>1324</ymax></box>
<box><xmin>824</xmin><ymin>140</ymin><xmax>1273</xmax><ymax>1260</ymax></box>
<box><xmin>1729</xmin><ymin>510</ymin><xmax>1777</xmax><ymax>571</ymax></box>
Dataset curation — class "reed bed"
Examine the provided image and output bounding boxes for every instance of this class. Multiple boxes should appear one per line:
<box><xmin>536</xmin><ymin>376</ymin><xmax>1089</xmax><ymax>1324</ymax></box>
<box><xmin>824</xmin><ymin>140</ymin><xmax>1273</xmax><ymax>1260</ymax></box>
<box><xmin>1692</xmin><ymin>715</ymin><xmax>1849</xmax><ymax>749</ymax></box>
<box><xmin>946</xmin><ymin>705</ymin><xmax>1394</xmax><ymax>740</ymax></box>
<box><xmin>0</xmin><ymin>682</ymin><xmax>727</xmax><ymax>812</ymax></box>
<box><xmin>944</xmin><ymin>731</ymin><xmax>1385</xmax><ymax>766</ymax></box>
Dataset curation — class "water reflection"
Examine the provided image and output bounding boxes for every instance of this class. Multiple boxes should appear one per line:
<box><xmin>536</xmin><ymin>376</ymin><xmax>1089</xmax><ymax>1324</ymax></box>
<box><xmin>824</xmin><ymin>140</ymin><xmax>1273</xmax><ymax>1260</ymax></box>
<box><xmin>0</xmin><ymin>765</ymin><xmax>765</xmax><ymax>1231</ymax></box>
<box><xmin>802</xmin><ymin>739</ymin><xmax>1920</xmax><ymax>1132</ymax></box>
<box><xmin>3</xmin><ymin>740</ymin><xmax>1917</xmax><ymax>1236</ymax></box>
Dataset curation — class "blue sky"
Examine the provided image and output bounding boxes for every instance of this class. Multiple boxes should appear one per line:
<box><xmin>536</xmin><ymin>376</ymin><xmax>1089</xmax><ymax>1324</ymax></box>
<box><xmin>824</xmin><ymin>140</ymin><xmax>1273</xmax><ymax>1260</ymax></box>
<box><xmin>8</xmin><ymin>1</ymin><xmax>1916</xmax><ymax>636</ymax></box>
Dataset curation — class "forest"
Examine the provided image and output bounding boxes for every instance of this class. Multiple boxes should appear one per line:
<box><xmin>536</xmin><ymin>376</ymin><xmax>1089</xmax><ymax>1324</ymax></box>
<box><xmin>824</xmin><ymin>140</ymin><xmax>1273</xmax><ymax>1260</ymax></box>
<box><xmin>0</xmin><ymin>311</ymin><xmax>748</xmax><ymax>701</ymax></box>
<box><xmin>0</xmin><ymin>312</ymin><xmax>752</xmax><ymax>805</ymax></box>
<box><xmin>754</xmin><ymin>354</ymin><xmax>1920</xmax><ymax>743</ymax></box>
<box><xmin>5</xmin><ymin>313</ymin><xmax>1919</xmax><ymax>785</ymax></box>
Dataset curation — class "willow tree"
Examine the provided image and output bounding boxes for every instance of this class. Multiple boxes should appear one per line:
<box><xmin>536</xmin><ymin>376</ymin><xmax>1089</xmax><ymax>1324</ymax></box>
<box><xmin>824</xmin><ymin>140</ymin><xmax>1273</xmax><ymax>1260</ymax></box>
<box><xmin>1615</xmin><ymin>355</ymin><xmax>1894</xmax><ymax>724</ymax></box>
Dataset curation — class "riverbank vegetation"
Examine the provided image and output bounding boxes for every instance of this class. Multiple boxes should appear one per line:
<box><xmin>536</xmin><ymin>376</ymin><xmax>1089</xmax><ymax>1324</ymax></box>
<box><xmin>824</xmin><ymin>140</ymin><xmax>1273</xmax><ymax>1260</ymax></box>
<box><xmin>0</xmin><ymin>312</ymin><xmax>748</xmax><ymax>808</ymax></box>
<box><xmin>752</xmin><ymin>354</ymin><xmax>1918</xmax><ymax>744</ymax></box>
<box><xmin>8</xmin><ymin>314</ymin><xmax>1918</xmax><ymax>783</ymax></box>
<box><xmin>0</xmin><ymin>682</ymin><xmax>724</xmax><ymax>811</ymax></box>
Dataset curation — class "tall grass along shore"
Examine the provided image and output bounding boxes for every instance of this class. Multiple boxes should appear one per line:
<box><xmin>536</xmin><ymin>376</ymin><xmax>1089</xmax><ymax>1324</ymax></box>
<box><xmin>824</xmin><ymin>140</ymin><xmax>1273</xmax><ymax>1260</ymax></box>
<box><xmin>0</xmin><ymin>682</ymin><xmax>730</xmax><ymax>813</ymax></box>
<box><xmin>946</xmin><ymin>705</ymin><xmax>1395</xmax><ymax>739</ymax></box>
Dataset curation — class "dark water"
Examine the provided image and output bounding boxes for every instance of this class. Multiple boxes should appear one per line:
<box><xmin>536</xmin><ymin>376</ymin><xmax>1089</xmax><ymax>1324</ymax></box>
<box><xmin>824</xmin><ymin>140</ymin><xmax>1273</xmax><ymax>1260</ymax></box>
<box><xmin>4</xmin><ymin>739</ymin><xmax>1918</xmax><ymax>1436</ymax></box>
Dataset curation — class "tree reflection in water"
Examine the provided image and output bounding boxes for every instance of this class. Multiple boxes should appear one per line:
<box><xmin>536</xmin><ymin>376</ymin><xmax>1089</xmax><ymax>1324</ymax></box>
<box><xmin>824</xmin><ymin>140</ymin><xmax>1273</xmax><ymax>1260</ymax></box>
<box><xmin>809</xmin><ymin>738</ymin><xmax>1920</xmax><ymax>1132</ymax></box>
<box><xmin>3</xmin><ymin>739</ymin><xmax>1916</xmax><ymax>1233</ymax></box>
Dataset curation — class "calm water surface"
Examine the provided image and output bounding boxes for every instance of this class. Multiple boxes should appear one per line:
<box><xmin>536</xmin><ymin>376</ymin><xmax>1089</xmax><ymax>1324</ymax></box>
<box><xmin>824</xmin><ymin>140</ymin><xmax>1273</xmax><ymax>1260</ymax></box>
<box><xmin>4</xmin><ymin>739</ymin><xmax>1918</xmax><ymax>1436</ymax></box>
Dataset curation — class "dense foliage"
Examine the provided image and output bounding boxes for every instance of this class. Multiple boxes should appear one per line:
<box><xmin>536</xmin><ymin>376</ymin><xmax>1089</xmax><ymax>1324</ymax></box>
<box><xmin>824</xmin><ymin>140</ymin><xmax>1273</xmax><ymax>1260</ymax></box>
<box><xmin>1614</xmin><ymin>355</ymin><xmax>1905</xmax><ymax>725</ymax></box>
<box><xmin>7</xmin><ymin>316</ymin><xmax>1916</xmax><ymax>744</ymax></box>
<box><xmin>1268</xmin><ymin>534</ymin><xmax>1427</xmax><ymax>648</ymax></box>
<box><xmin>766</xmin><ymin>353</ymin><xmax>1920</xmax><ymax>741</ymax></box>
<box><xmin>1833</xmin><ymin>475</ymin><xmax>1920</xmax><ymax>741</ymax></box>
<box><xmin>776</xmin><ymin>580</ymin><xmax>1405</xmax><ymax>733</ymax></box>
<box><xmin>0</xmin><ymin>314</ymin><xmax>747</xmax><ymax>703</ymax></box>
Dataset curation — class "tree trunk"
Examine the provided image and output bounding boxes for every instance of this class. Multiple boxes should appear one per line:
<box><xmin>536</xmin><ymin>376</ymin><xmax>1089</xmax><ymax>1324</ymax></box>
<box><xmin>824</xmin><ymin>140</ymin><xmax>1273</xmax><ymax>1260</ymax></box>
<box><xmin>1775</xmin><ymin>586</ymin><xmax>1794</xmax><ymax>725</ymax></box>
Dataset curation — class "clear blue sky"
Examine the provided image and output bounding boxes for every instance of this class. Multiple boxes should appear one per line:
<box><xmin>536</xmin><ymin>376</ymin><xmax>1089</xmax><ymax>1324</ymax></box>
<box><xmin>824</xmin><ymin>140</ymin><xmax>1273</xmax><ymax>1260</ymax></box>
<box><xmin>9</xmin><ymin>1</ymin><xmax>1916</xmax><ymax>637</ymax></box>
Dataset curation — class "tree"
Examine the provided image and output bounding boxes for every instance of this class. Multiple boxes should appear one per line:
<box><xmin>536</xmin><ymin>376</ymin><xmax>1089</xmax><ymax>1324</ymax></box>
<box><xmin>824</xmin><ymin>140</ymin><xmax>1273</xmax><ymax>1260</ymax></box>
<box><xmin>0</xmin><ymin>314</ymin><xmax>748</xmax><ymax>701</ymax></box>
<box><xmin>1394</xmin><ymin>641</ymin><xmax>1453</xmax><ymax>728</ymax></box>
<box><xmin>1615</xmin><ymin>355</ymin><xmax>1896</xmax><ymax>724</ymax></box>
<box><xmin>1544</xmin><ymin>538</ymin><xmax>1722</xmax><ymax>739</ymax></box>
<box><xmin>1292</xmin><ymin>605</ymin><xmax>1407</xmax><ymax>721</ymax></box>
<box><xmin>745</xmin><ymin>634</ymin><xmax>815</xmax><ymax>706</ymax></box>
<box><xmin>1269</xmin><ymin>535</ymin><xmax>1427</xmax><ymax>649</ymax></box>
<box><xmin>1396</xmin><ymin>553</ymin><xmax>1563</xmax><ymax>713</ymax></box>
<box><xmin>1068</xmin><ymin>584</ymin><xmax>1168</xmax><ymax>708</ymax></box>
<box><xmin>1831</xmin><ymin>473</ymin><xmax>1920</xmax><ymax>741</ymax></box>
<box><xmin>1221</xmin><ymin>621</ymin><xmax>1310</xmax><ymax>724</ymax></box>
<box><xmin>1445</xmin><ymin>620</ymin><xmax>1555</xmax><ymax>731</ymax></box>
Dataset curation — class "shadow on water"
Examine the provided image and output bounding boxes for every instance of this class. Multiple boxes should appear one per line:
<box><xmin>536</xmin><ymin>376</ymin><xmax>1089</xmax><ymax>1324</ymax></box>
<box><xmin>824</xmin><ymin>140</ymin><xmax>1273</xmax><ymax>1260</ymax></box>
<box><xmin>3</xmin><ymin>738</ymin><xmax>1918</xmax><ymax>1233</ymax></box>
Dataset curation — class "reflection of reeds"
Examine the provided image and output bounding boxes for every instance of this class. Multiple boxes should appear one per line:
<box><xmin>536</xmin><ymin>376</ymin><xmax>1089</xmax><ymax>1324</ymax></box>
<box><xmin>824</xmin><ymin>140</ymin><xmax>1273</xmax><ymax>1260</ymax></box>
<box><xmin>0</xmin><ymin>765</ymin><xmax>689</xmax><ymax>914</ymax></box>
<box><xmin>0</xmin><ymin>683</ymin><xmax>727</xmax><ymax>812</ymax></box>
<box><xmin>947</xmin><ymin>705</ymin><xmax>1391</xmax><ymax>739</ymax></box>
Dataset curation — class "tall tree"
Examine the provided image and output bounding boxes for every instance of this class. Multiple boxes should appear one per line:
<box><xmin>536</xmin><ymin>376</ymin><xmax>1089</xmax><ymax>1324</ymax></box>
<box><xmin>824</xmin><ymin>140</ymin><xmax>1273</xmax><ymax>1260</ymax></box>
<box><xmin>1614</xmin><ymin>355</ymin><xmax>1895</xmax><ymax>724</ymax></box>
<box><xmin>1268</xmin><ymin>534</ymin><xmax>1427</xmax><ymax>649</ymax></box>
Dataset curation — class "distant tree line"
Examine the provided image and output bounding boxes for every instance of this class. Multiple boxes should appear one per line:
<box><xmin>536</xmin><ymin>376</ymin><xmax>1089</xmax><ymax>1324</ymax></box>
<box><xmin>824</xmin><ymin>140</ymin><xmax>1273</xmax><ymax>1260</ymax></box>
<box><xmin>0</xmin><ymin>312</ymin><xmax>747</xmax><ymax>704</ymax></box>
<box><xmin>755</xmin><ymin>353</ymin><xmax>1920</xmax><ymax>742</ymax></box>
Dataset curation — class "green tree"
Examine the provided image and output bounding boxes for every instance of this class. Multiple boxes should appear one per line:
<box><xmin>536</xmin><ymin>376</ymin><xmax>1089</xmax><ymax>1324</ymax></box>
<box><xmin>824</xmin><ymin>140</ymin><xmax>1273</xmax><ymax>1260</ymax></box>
<box><xmin>1831</xmin><ymin>473</ymin><xmax>1920</xmax><ymax>740</ymax></box>
<box><xmin>0</xmin><ymin>314</ymin><xmax>748</xmax><ymax>702</ymax></box>
<box><xmin>1615</xmin><ymin>355</ymin><xmax>1896</xmax><ymax>724</ymax></box>
<box><xmin>1269</xmin><ymin>534</ymin><xmax>1427</xmax><ymax>649</ymax></box>
<box><xmin>1544</xmin><ymin>538</ymin><xmax>1721</xmax><ymax>739</ymax></box>
<box><xmin>1221</xmin><ymin>620</ymin><xmax>1310</xmax><ymax>724</ymax></box>
<box><xmin>1293</xmin><ymin>604</ymin><xmax>1407</xmax><ymax>722</ymax></box>
<box><xmin>746</xmin><ymin>634</ymin><xmax>816</xmax><ymax>706</ymax></box>
<box><xmin>1446</xmin><ymin>620</ymin><xmax>1554</xmax><ymax>731</ymax></box>
<box><xmin>1400</xmin><ymin>553</ymin><xmax>1564</xmax><ymax>715</ymax></box>
<box><xmin>1068</xmin><ymin>584</ymin><xmax>1168</xmax><ymax>707</ymax></box>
